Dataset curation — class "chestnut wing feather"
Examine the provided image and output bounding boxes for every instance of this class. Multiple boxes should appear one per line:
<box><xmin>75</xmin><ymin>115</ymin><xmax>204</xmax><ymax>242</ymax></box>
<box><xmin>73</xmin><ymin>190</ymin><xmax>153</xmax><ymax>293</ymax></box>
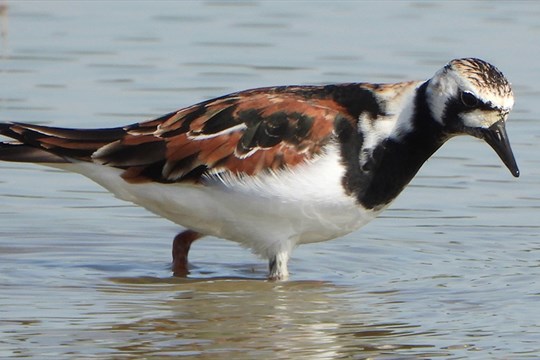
<box><xmin>95</xmin><ymin>90</ymin><xmax>352</xmax><ymax>183</ymax></box>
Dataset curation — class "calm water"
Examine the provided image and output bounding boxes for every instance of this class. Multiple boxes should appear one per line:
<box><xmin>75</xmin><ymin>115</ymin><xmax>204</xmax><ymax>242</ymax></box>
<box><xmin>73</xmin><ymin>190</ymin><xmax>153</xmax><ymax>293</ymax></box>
<box><xmin>1</xmin><ymin>1</ymin><xmax>539</xmax><ymax>359</ymax></box>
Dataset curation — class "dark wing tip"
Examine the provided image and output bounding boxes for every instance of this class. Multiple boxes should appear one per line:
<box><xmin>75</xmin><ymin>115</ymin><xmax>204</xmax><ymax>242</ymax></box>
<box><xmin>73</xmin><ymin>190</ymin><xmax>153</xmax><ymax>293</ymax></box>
<box><xmin>0</xmin><ymin>143</ymin><xmax>68</xmax><ymax>163</ymax></box>
<box><xmin>0</xmin><ymin>122</ymin><xmax>129</xmax><ymax>163</ymax></box>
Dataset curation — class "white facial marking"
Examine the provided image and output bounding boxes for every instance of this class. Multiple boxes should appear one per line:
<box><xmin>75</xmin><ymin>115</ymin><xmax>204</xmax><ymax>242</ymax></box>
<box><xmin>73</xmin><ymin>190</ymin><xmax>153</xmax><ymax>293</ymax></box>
<box><xmin>426</xmin><ymin>67</ymin><xmax>459</xmax><ymax>124</ymax></box>
<box><xmin>461</xmin><ymin>108</ymin><xmax>507</xmax><ymax>129</ymax></box>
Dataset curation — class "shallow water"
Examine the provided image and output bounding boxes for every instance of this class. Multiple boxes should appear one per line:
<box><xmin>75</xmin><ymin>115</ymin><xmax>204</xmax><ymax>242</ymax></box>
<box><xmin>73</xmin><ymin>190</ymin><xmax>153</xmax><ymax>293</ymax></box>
<box><xmin>1</xmin><ymin>1</ymin><xmax>539</xmax><ymax>359</ymax></box>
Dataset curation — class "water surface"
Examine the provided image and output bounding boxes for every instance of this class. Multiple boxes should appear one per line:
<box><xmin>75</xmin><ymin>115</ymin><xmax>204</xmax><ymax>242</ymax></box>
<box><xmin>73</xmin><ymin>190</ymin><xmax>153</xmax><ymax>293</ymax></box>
<box><xmin>1</xmin><ymin>1</ymin><xmax>539</xmax><ymax>359</ymax></box>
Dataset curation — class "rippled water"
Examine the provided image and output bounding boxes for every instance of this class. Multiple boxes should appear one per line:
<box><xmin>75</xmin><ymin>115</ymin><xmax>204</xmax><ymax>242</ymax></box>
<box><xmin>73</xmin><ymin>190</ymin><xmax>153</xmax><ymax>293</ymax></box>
<box><xmin>1</xmin><ymin>1</ymin><xmax>539</xmax><ymax>359</ymax></box>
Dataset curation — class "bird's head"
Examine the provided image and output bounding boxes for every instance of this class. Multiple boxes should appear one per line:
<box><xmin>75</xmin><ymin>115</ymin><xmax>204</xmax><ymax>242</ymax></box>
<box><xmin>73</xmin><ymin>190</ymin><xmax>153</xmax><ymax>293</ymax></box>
<box><xmin>426</xmin><ymin>58</ymin><xmax>519</xmax><ymax>177</ymax></box>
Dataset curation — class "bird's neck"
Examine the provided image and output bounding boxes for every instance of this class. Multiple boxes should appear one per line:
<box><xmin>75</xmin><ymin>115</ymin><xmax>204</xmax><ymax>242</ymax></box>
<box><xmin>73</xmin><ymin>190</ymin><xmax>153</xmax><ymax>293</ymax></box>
<box><xmin>340</xmin><ymin>81</ymin><xmax>447</xmax><ymax>210</ymax></box>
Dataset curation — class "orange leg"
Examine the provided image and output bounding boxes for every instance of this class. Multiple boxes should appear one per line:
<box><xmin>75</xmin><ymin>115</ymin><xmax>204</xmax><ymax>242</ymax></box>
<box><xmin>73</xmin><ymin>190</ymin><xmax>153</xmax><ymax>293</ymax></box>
<box><xmin>172</xmin><ymin>230</ymin><xmax>202</xmax><ymax>277</ymax></box>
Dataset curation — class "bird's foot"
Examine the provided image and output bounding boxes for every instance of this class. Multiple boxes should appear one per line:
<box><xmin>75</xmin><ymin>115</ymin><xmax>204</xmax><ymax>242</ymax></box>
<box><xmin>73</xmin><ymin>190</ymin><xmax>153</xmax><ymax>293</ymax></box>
<box><xmin>268</xmin><ymin>252</ymin><xmax>290</xmax><ymax>281</ymax></box>
<box><xmin>172</xmin><ymin>230</ymin><xmax>202</xmax><ymax>277</ymax></box>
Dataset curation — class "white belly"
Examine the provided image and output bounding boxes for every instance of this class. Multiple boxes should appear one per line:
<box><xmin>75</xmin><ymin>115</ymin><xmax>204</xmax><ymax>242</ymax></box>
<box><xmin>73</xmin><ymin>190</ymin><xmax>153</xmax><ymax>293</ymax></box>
<box><xmin>57</xmin><ymin>146</ymin><xmax>379</xmax><ymax>258</ymax></box>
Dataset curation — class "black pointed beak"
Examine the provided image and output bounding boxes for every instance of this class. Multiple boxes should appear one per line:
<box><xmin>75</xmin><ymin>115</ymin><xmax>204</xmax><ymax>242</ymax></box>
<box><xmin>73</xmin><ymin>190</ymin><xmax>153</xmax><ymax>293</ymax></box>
<box><xmin>479</xmin><ymin>119</ymin><xmax>519</xmax><ymax>177</ymax></box>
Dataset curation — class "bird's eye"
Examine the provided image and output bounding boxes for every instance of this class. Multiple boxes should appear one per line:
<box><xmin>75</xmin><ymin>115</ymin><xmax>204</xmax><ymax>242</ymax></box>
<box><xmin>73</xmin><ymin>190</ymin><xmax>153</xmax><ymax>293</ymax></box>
<box><xmin>460</xmin><ymin>91</ymin><xmax>479</xmax><ymax>107</ymax></box>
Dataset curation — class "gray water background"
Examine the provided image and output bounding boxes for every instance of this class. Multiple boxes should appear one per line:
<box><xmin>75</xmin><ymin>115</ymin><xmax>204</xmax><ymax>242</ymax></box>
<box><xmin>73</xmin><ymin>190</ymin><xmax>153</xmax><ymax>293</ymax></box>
<box><xmin>0</xmin><ymin>1</ymin><xmax>539</xmax><ymax>359</ymax></box>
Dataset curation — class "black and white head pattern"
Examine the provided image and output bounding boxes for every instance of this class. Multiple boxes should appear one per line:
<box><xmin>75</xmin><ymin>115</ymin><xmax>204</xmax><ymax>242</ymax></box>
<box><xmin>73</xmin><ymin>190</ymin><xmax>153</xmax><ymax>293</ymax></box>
<box><xmin>426</xmin><ymin>58</ymin><xmax>514</xmax><ymax>132</ymax></box>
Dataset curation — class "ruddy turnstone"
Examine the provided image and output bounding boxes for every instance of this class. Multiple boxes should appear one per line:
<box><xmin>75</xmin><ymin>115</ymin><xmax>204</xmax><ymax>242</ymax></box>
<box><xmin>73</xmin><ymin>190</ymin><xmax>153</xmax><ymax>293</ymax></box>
<box><xmin>0</xmin><ymin>58</ymin><xmax>519</xmax><ymax>280</ymax></box>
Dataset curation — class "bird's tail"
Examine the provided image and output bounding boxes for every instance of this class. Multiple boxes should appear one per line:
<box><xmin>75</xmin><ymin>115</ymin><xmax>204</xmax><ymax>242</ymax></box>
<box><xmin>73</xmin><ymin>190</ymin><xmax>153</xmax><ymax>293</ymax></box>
<box><xmin>0</xmin><ymin>122</ymin><xmax>127</xmax><ymax>163</ymax></box>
